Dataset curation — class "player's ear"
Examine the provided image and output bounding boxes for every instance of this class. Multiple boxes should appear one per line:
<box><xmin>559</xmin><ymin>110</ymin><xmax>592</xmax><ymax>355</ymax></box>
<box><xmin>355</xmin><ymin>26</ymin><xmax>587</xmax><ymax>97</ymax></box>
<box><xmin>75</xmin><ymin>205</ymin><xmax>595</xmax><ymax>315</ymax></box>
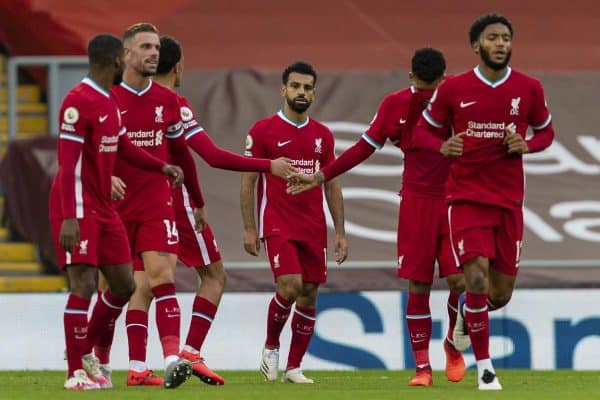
<box><xmin>472</xmin><ymin>41</ymin><xmax>480</xmax><ymax>54</ymax></box>
<box><xmin>280</xmin><ymin>84</ymin><xmax>286</xmax><ymax>97</ymax></box>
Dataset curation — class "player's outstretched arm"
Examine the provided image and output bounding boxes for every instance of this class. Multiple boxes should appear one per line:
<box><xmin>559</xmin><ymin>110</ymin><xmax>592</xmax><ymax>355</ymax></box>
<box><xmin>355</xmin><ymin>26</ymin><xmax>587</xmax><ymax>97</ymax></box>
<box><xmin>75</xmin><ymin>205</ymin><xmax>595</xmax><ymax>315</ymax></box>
<box><xmin>324</xmin><ymin>177</ymin><xmax>348</xmax><ymax>264</ymax></box>
<box><xmin>117</xmin><ymin>131</ymin><xmax>166</xmax><ymax>171</ymax></box>
<box><xmin>240</xmin><ymin>172</ymin><xmax>260</xmax><ymax>256</ymax></box>
<box><xmin>168</xmin><ymin>134</ymin><xmax>205</xmax><ymax>207</ymax></box>
<box><xmin>286</xmin><ymin>171</ymin><xmax>324</xmax><ymax>195</ymax></box>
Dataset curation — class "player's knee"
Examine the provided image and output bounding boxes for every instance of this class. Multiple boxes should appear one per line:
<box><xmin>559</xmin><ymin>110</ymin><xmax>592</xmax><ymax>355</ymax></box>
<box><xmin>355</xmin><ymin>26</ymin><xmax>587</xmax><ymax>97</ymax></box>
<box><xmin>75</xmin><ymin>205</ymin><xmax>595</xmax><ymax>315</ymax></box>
<box><xmin>278</xmin><ymin>281</ymin><xmax>302</xmax><ymax>301</ymax></box>
<box><xmin>70</xmin><ymin>279</ymin><xmax>97</xmax><ymax>299</ymax></box>
<box><xmin>465</xmin><ymin>271</ymin><xmax>486</xmax><ymax>292</ymax></box>
<box><xmin>113</xmin><ymin>280</ymin><xmax>136</xmax><ymax>299</ymax></box>
<box><xmin>446</xmin><ymin>274</ymin><xmax>466</xmax><ymax>293</ymax></box>
<box><xmin>202</xmin><ymin>264</ymin><xmax>227</xmax><ymax>290</ymax></box>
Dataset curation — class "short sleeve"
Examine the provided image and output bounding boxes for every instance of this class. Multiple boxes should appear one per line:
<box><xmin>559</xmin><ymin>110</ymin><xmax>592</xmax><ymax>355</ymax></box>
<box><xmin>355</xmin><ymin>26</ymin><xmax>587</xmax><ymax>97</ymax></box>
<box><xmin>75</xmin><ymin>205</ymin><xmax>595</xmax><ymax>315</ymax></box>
<box><xmin>244</xmin><ymin>123</ymin><xmax>264</xmax><ymax>158</ymax></box>
<box><xmin>422</xmin><ymin>79</ymin><xmax>451</xmax><ymax>129</ymax></box>
<box><xmin>58</xmin><ymin>96</ymin><xmax>89</xmax><ymax>144</ymax></box>
<box><xmin>363</xmin><ymin>96</ymin><xmax>394</xmax><ymax>150</ymax></box>
<box><xmin>165</xmin><ymin>93</ymin><xmax>183</xmax><ymax>139</ymax></box>
<box><xmin>529</xmin><ymin>80</ymin><xmax>552</xmax><ymax>130</ymax></box>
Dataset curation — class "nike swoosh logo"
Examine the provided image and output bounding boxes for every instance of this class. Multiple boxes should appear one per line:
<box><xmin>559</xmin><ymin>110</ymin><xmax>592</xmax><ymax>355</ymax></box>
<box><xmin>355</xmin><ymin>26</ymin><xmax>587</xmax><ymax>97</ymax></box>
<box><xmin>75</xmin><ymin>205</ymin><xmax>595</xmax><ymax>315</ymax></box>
<box><xmin>460</xmin><ymin>101</ymin><xmax>477</xmax><ymax>108</ymax></box>
<box><xmin>277</xmin><ymin>140</ymin><xmax>292</xmax><ymax>147</ymax></box>
<box><xmin>167</xmin><ymin>240</ymin><xmax>178</xmax><ymax>245</ymax></box>
<box><xmin>399</xmin><ymin>119</ymin><xmax>407</xmax><ymax>124</ymax></box>
<box><xmin>120</xmin><ymin>110</ymin><xmax>128</xmax><ymax>115</ymax></box>
<box><xmin>99</xmin><ymin>115</ymin><xmax>108</xmax><ymax>123</ymax></box>
<box><xmin>412</xmin><ymin>338</ymin><xmax>427</xmax><ymax>343</ymax></box>
<box><xmin>471</xmin><ymin>327</ymin><xmax>485</xmax><ymax>333</ymax></box>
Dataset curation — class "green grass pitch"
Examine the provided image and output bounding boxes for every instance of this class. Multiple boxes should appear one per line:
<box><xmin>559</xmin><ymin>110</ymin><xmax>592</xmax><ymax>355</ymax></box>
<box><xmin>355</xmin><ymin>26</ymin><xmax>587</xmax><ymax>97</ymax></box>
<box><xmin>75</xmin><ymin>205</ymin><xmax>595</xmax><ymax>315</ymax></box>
<box><xmin>2</xmin><ymin>370</ymin><xmax>600</xmax><ymax>400</ymax></box>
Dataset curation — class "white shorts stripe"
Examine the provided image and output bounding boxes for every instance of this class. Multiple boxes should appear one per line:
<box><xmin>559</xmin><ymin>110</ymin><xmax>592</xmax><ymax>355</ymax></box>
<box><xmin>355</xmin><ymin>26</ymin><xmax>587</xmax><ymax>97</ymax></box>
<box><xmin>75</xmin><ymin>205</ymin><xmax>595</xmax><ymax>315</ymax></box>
<box><xmin>182</xmin><ymin>185</ymin><xmax>211</xmax><ymax>265</ymax></box>
<box><xmin>75</xmin><ymin>154</ymin><xmax>84</xmax><ymax>218</ymax></box>
<box><xmin>258</xmin><ymin>173</ymin><xmax>267</xmax><ymax>238</ymax></box>
<box><xmin>448</xmin><ymin>205</ymin><xmax>460</xmax><ymax>267</ymax></box>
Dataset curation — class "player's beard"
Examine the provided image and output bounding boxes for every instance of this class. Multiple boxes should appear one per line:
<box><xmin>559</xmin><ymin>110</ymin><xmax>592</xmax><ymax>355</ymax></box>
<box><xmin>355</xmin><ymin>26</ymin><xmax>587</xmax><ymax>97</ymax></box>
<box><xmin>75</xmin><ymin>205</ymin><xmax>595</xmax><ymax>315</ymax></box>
<box><xmin>480</xmin><ymin>46</ymin><xmax>512</xmax><ymax>71</ymax></box>
<box><xmin>287</xmin><ymin>96</ymin><xmax>311</xmax><ymax>113</ymax></box>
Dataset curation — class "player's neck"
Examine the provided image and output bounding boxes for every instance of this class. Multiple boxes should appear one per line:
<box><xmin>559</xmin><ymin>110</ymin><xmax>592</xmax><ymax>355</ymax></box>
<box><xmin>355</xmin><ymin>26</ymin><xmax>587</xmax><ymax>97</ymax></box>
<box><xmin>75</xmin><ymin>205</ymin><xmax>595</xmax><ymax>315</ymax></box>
<box><xmin>122</xmin><ymin>68</ymin><xmax>152</xmax><ymax>90</ymax></box>
<box><xmin>282</xmin><ymin>106</ymin><xmax>308</xmax><ymax>124</ymax></box>
<box><xmin>87</xmin><ymin>71</ymin><xmax>112</xmax><ymax>93</ymax></box>
<box><xmin>477</xmin><ymin>63</ymin><xmax>509</xmax><ymax>83</ymax></box>
<box><xmin>152</xmin><ymin>75</ymin><xmax>175</xmax><ymax>90</ymax></box>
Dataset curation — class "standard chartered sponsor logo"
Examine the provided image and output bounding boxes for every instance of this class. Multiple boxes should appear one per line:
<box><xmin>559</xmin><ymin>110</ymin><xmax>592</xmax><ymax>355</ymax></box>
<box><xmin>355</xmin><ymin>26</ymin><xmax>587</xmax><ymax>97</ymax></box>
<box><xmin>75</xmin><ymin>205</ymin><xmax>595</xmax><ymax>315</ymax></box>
<box><xmin>291</xmin><ymin>159</ymin><xmax>315</xmax><ymax>174</ymax></box>
<box><xmin>99</xmin><ymin>135</ymin><xmax>119</xmax><ymax>152</ymax></box>
<box><xmin>466</xmin><ymin>120</ymin><xmax>505</xmax><ymax>139</ymax></box>
<box><xmin>127</xmin><ymin>129</ymin><xmax>163</xmax><ymax>147</ymax></box>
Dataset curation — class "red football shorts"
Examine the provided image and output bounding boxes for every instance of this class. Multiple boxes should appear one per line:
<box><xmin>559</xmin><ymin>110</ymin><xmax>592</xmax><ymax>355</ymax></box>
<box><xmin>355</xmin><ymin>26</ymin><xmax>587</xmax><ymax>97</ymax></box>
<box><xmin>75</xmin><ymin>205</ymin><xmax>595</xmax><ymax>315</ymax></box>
<box><xmin>263</xmin><ymin>236</ymin><xmax>327</xmax><ymax>284</ymax></box>
<box><xmin>448</xmin><ymin>201</ymin><xmax>523</xmax><ymax>276</ymax></box>
<box><xmin>51</xmin><ymin>215</ymin><xmax>131</xmax><ymax>269</ymax></box>
<box><xmin>396</xmin><ymin>193</ymin><xmax>461</xmax><ymax>283</ymax></box>
<box><xmin>125</xmin><ymin>216</ymin><xmax>179</xmax><ymax>272</ymax></box>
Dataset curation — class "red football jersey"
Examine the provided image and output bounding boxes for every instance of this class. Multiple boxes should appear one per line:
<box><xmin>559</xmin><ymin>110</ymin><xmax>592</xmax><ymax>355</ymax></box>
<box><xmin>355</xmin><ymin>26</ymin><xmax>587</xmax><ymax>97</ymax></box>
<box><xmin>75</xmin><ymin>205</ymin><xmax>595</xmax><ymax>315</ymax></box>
<box><xmin>245</xmin><ymin>111</ymin><xmax>335</xmax><ymax>240</ymax></box>
<box><xmin>49</xmin><ymin>77</ymin><xmax>125</xmax><ymax>221</ymax></box>
<box><xmin>111</xmin><ymin>80</ymin><xmax>183</xmax><ymax>220</ymax></box>
<box><xmin>423</xmin><ymin>67</ymin><xmax>552</xmax><ymax>209</ymax></box>
<box><xmin>364</xmin><ymin>86</ymin><xmax>451</xmax><ymax>198</ymax></box>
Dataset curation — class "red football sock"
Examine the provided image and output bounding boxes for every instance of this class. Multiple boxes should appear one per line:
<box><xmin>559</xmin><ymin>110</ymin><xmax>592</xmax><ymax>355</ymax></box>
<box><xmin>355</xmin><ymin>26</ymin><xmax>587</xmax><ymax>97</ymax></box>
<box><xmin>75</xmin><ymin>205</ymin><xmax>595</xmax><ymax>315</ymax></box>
<box><xmin>152</xmin><ymin>283</ymin><xmax>180</xmax><ymax>358</ymax></box>
<box><xmin>465</xmin><ymin>292</ymin><xmax>490</xmax><ymax>360</ymax></box>
<box><xmin>184</xmin><ymin>296</ymin><xmax>217</xmax><ymax>352</ymax></box>
<box><xmin>286</xmin><ymin>306</ymin><xmax>316</xmax><ymax>370</ymax></box>
<box><xmin>85</xmin><ymin>290</ymin><xmax>128</xmax><ymax>359</ymax></box>
<box><xmin>446</xmin><ymin>291</ymin><xmax>460</xmax><ymax>342</ymax></box>
<box><xmin>406</xmin><ymin>293</ymin><xmax>431</xmax><ymax>368</ymax></box>
<box><xmin>265</xmin><ymin>292</ymin><xmax>293</xmax><ymax>348</ymax></box>
<box><xmin>64</xmin><ymin>294</ymin><xmax>90</xmax><ymax>377</ymax></box>
<box><xmin>126</xmin><ymin>309</ymin><xmax>148</xmax><ymax>363</ymax></box>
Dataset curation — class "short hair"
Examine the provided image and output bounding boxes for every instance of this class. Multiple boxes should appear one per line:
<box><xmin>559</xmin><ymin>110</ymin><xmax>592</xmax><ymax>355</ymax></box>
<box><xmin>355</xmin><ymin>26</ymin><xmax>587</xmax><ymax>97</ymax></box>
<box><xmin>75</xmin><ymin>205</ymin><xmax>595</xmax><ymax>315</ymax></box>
<box><xmin>123</xmin><ymin>22</ymin><xmax>159</xmax><ymax>43</ymax></box>
<box><xmin>282</xmin><ymin>61</ymin><xmax>317</xmax><ymax>85</ymax></box>
<box><xmin>87</xmin><ymin>34</ymin><xmax>123</xmax><ymax>67</ymax></box>
<box><xmin>411</xmin><ymin>48</ymin><xmax>446</xmax><ymax>84</ymax></box>
<box><xmin>469</xmin><ymin>13</ymin><xmax>513</xmax><ymax>44</ymax></box>
<box><xmin>157</xmin><ymin>35</ymin><xmax>182</xmax><ymax>75</ymax></box>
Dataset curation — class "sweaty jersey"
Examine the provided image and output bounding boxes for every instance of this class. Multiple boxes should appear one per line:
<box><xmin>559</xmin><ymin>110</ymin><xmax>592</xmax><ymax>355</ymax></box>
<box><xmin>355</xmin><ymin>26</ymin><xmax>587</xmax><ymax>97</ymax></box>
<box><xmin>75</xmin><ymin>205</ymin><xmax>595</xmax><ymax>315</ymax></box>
<box><xmin>111</xmin><ymin>80</ymin><xmax>183</xmax><ymax>220</ymax></box>
<box><xmin>245</xmin><ymin>111</ymin><xmax>335</xmax><ymax>240</ymax></box>
<box><xmin>422</xmin><ymin>66</ymin><xmax>552</xmax><ymax>209</ymax></box>
<box><xmin>363</xmin><ymin>86</ymin><xmax>451</xmax><ymax>198</ymax></box>
<box><xmin>50</xmin><ymin>77</ymin><xmax>125</xmax><ymax>221</ymax></box>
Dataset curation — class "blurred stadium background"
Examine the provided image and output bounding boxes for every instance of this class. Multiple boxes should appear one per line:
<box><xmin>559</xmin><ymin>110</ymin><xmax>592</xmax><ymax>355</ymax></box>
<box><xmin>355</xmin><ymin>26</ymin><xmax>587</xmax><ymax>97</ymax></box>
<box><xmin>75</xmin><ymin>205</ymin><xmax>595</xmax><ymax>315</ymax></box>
<box><xmin>0</xmin><ymin>0</ymin><xmax>599</xmax><ymax>372</ymax></box>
